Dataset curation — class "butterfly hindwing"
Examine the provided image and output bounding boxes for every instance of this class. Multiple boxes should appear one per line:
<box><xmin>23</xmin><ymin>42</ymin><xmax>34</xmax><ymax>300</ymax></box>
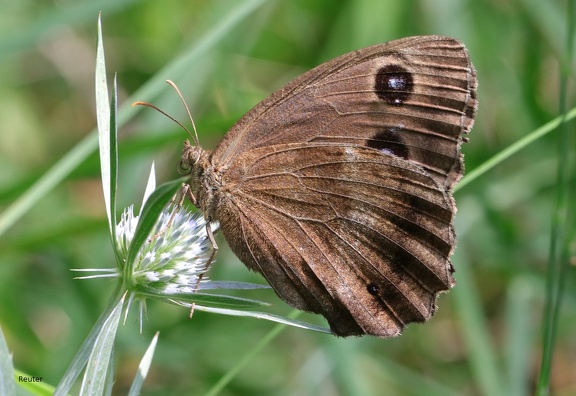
<box><xmin>215</xmin><ymin>143</ymin><xmax>456</xmax><ymax>337</ymax></box>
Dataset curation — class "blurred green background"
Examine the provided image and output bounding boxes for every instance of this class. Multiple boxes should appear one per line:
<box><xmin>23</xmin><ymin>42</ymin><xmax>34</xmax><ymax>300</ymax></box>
<box><xmin>0</xmin><ymin>0</ymin><xmax>574</xmax><ymax>395</ymax></box>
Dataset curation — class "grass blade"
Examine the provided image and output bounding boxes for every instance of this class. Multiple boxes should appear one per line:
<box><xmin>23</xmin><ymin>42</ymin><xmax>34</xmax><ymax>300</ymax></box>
<box><xmin>457</xmin><ymin>106</ymin><xmax>576</xmax><ymax>191</ymax></box>
<box><xmin>536</xmin><ymin>0</ymin><xmax>576</xmax><ymax>393</ymax></box>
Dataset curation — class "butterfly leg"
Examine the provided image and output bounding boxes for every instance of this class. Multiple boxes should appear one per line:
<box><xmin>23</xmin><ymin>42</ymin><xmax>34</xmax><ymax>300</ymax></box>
<box><xmin>182</xmin><ymin>182</ymin><xmax>198</xmax><ymax>206</ymax></box>
<box><xmin>178</xmin><ymin>179</ymin><xmax>218</xmax><ymax>278</ymax></box>
<box><xmin>204</xmin><ymin>221</ymin><xmax>219</xmax><ymax>269</ymax></box>
<box><xmin>179</xmin><ymin>184</ymin><xmax>218</xmax><ymax>291</ymax></box>
<box><xmin>191</xmin><ymin>222</ymin><xmax>219</xmax><ymax>287</ymax></box>
<box><xmin>148</xmin><ymin>183</ymin><xmax>193</xmax><ymax>241</ymax></box>
<box><xmin>189</xmin><ymin>220</ymin><xmax>219</xmax><ymax>318</ymax></box>
<box><xmin>181</xmin><ymin>181</ymin><xmax>220</xmax><ymax>276</ymax></box>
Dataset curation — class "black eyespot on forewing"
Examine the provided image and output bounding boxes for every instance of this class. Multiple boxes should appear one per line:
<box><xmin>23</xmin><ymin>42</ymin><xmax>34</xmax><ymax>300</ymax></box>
<box><xmin>366</xmin><ymin>128</ymin><xmax>409</xmax><ymax>159</ymax></box>
<box><xmin>374</xmin><ymin>64</ymin><xmax>414</xmax><ymax>105</ymax></box>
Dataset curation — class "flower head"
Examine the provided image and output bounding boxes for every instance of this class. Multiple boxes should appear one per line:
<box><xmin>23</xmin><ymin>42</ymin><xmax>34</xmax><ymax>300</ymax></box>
<box><xmin>116</xmin><ymin>203</ymin><xmax>217</xmax><ymax>295</ymax></box>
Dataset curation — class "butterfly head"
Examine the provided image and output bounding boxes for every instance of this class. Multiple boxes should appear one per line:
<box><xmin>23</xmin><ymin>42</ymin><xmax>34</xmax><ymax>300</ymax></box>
<box><xmin>179</xmin><ymin>140</ymin><xmax>209</xmax><ymax>178</ymax></box>
<box><xmin>179</xmin><ymin>140</ymin><xmax>217</xmax><ymax>214</ymax></box>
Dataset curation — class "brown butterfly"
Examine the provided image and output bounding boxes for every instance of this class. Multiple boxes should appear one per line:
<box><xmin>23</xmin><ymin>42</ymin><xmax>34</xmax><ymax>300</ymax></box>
<box><xmin>172</xmin><ymin>35</ymin><xmax>477</xmax><ymax>337</ymax></box>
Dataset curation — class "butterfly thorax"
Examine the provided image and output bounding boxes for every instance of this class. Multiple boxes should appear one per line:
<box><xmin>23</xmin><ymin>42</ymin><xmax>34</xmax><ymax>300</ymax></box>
<box><xmin>180</xmin><ymin>140</ymin><xmax>220</xmax><ymax>220</ymax></box>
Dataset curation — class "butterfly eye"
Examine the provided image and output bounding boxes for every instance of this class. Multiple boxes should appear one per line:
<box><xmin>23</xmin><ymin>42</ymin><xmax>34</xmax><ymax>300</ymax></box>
<box><xmin>374</xmin><ymin>64</ymin><xmax>414</xmax><ymax>105</ymax></box>
<box><xmin>178</xmin><ymin>159</ymin><xmax>192</xmax><ymax>175</ymax></box>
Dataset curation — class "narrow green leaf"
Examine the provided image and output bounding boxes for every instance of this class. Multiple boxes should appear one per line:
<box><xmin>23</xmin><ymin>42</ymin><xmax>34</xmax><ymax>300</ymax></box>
<box><xmin>104</xmin><ymin>352</ymin><xmax>114</xmax><ymax>396</ymax></box>
<box><xmin>95</xmin><ymin>13</ymin><xmax>112</xmax><ymax>235</ymax></box>
<box><xmin>192</xmin><ymin>306</ymin><xmax>331</xmax><ymax>335</ymax></box>
<box><xmin>127</xmin><ymin>332</ymin><xmax>159</xmax><ymax>396</ymax></box>
<box><xmin>54</xmin><ymin>286</ymin><xmax>124</xmax><ymax>396</ymax></box>
<box><xmin>151</xmin><ymin>292</ymin><xmax>272</xmax><ymax>309</ymax></box>
<box><xmin>139</xmin><ymin>163</ymin><xmax>157</xmax><ymax>217</ymax></box>
<box><xmin>79</xmin><ymin>294</ymin><xmax>125</xmax><ymax>396</ymax></box>
<box><xmin>109</xmin><ymin>75</ymin><xmax>119</xmax><ymax>247</ymax></box>
<box><xmin>199</xmin><ymin>281</ymin><xmax>271</xmax><ymax>290</ymax></box>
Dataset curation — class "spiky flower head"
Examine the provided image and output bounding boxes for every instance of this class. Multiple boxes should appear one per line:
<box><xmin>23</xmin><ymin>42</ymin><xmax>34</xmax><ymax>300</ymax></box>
<box><xmin>116</xmin><ymin>203</ymin><xmax>216</xmax><ymax>296</ymax></box>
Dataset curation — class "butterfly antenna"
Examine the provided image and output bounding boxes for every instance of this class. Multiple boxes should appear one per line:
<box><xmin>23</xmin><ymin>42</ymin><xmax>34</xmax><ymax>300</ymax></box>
<box><xmin>131</xmin><ymin>80</ymin><xmax>200</xmax><ymax>147</ymax></box>
<box><xmin>166</xmin><ymin>80</ymin><xmax>200</xmax><ymax>147</ymax></box>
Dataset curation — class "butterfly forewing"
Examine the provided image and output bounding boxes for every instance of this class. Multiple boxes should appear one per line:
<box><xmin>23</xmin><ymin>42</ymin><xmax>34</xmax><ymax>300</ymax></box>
<box><xmin>213</xmin><ymin>36</ymin><xmax>476</xmax><ymax>190</ymax></box>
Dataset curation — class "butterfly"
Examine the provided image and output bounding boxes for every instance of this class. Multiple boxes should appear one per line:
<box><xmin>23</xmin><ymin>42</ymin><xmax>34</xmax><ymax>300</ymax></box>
<box><xmin>172</xmin><ymin>35</ymin><xmax>477</xmax><ymax>337</ymax></box>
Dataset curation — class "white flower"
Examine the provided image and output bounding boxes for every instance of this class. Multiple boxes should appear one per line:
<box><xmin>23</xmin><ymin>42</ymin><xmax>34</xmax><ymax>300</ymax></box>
<box><xmin>115</xmin><ymin>203</ymin><xmax>217</xmax><ymax>295</ymax></box>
